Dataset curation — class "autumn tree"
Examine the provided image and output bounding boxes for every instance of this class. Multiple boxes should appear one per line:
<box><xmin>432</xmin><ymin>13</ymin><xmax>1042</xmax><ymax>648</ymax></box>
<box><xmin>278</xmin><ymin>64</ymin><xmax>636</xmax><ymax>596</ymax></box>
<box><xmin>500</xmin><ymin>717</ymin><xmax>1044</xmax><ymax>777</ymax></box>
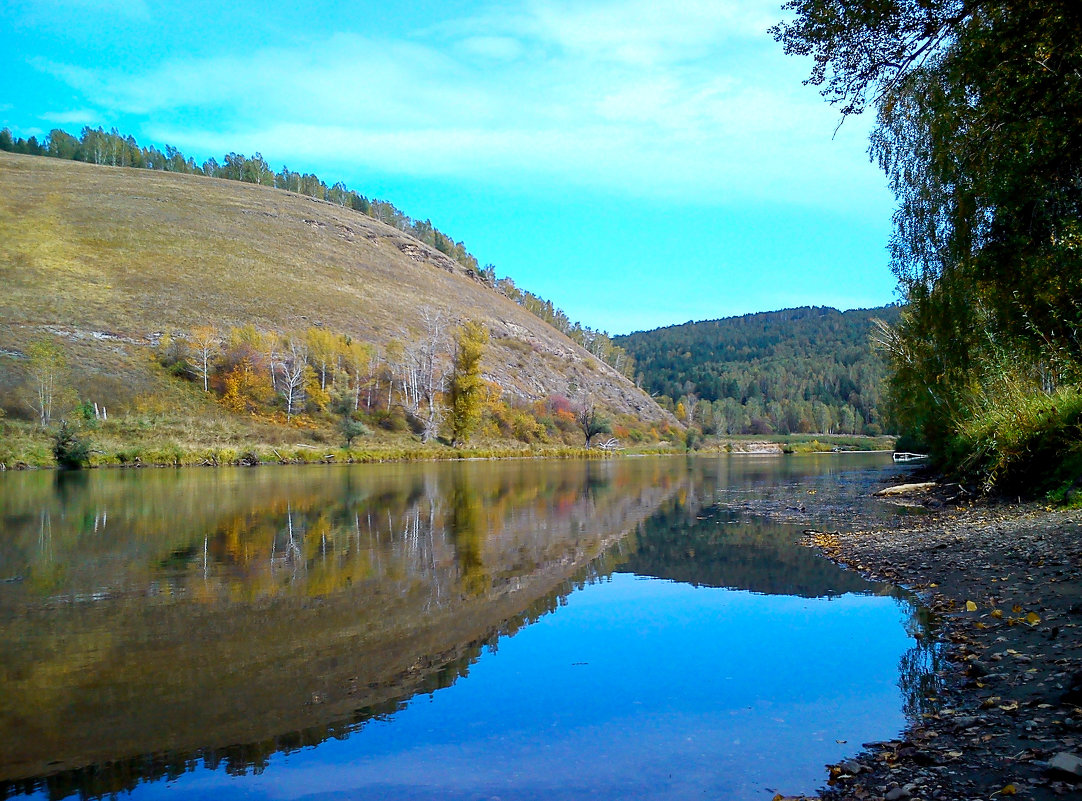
<box><xmin>272</xmin><ymin>336</ymin><xmax>309</xmax><ymax>420</ymax></box>
<box><xmin>447</xmin><ymin>320</ymin><xmax>488</xmax><ymax>447</ymax></box>
<box><xmin>189</xmin><ymin>325</ymin><xmax>219</xmax><ymax>392</ymax></box>
<box><xmin>25</xmin><ymin>338</ymin><xmax>68</xmax><ymax>427</ymax></box>
<box><xmin>340</xmin><ymin>338</ymin><xmax>374</xmax><ymax>411</ymax></box>
<box><xmin>305</xmin><ymin>327</ymin><xmax>338</xmax><ymax>393</ymax></box>
<box><xmin>217</xmin><ymin>325</ymin><xmax>273</xmax><ymax>414</ymax></box>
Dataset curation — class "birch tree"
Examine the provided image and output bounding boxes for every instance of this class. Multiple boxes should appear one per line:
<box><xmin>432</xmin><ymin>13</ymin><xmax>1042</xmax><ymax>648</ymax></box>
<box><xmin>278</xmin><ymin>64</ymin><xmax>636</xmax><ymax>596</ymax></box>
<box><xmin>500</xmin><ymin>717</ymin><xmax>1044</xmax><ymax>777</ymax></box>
<box><xmin>341</xmin><ymin>339</ymin><xmax>373</xmax><ymax>412</ymax></box>
<box><xmin>189</xmin><ymin>325</ymin><xmax>219</xmax><ymax>392</ymax></box>
<box><xmin>272</xmin><ymin>336</ymin><xmax>309</xmax><ymax>420</ymax></box>
<box><xmin>25</xmin><ymin>338</ymin><xmax>67</xmax><ymax>427</ymax></box>
<box><xmin>306</xmin><ymin>327</ymin><xmax>338</xmax><ymax>393</ymax></box>
<box><xmin>414</xmin><ymin>309</ymin><xmax>447</xmax><ymax>443</ymax></box>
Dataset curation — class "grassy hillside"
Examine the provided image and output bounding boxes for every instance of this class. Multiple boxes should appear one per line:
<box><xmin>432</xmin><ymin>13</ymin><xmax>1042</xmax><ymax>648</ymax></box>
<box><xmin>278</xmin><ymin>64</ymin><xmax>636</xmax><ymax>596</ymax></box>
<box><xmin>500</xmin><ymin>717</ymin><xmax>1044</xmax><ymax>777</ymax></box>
<box><xmin>617</xmin><ymin>306</ymin><xmax>901</xmax><ymax>436</ymax></box>
<box><xmin>0</xmin><ymin>152</ymin><xmax>669</xmax><ymax>461</ymax></box>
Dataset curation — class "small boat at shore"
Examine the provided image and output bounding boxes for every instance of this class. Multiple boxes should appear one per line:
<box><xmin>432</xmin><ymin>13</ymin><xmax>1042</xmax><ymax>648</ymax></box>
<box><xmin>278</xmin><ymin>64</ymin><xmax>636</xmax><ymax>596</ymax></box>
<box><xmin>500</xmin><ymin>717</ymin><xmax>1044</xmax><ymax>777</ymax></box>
<box><xmin>892</xmin><ymin>451</ymin><xmax>928</xmax><ymax>462</ymax></box>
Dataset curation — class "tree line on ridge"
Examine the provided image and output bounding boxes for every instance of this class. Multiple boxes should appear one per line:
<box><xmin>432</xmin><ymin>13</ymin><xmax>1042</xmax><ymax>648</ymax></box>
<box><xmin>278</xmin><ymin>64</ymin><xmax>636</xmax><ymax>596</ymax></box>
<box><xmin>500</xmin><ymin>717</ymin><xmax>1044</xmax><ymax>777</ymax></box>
<box><xmin>0</xmin><ymin>126</ymin><xmax>634</xmax><ymax>380</ymax></box>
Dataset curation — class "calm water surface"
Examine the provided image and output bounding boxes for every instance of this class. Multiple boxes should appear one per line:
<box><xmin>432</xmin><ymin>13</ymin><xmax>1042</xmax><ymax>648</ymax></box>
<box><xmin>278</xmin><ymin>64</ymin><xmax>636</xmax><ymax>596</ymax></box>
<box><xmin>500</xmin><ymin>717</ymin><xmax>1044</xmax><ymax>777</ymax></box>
<box><xmin>0</xmin><ymin>454</ymin><xmax>933</xmax><ymax>800</ymax></box>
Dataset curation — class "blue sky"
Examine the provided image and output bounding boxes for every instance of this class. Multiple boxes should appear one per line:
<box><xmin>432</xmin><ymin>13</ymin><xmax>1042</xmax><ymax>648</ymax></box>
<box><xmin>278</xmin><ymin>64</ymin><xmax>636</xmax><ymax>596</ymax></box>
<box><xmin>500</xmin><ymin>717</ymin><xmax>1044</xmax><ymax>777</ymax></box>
<box><xmin>0</xmin><ymin>0</ymin><xmax>899</xmax><ymax>334</ymax></box>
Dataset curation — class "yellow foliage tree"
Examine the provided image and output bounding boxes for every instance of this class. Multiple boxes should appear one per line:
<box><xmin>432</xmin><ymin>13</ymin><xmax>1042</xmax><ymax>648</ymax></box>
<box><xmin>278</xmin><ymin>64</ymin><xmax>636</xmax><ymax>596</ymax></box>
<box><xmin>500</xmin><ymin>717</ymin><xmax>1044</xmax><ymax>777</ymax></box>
<box><xmin>304</xmin><ymin>365</ymin><xmax>329</xmax><ymax>413</ymax></box>
<box><xmin>219</xmin><ymin>359</ymin><xmax>273</xmax><ymax>414</ymax></box>
<box><xmin>447</xmin><ymin>320</ymin><xmax>489</xmax><ymax>447</ymax></box>
<box><xmin>305</xmin><ymin>327</ymin><xmax>338</xmax><ymax>393</ymax></box>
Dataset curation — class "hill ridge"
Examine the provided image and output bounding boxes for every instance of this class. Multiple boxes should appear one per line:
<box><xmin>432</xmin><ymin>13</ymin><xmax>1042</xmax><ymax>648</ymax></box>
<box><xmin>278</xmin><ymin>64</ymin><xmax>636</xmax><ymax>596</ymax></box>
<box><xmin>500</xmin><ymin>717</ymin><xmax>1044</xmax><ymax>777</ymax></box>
<box><xmin>616</xmin><ymin>304</ymin><xmax>900</xmax><ymax>436</ymax></box>
<box><xmin>0</xmin><ymin>152</ymin><xmax>667</xmax><ymax>430</ymax></box>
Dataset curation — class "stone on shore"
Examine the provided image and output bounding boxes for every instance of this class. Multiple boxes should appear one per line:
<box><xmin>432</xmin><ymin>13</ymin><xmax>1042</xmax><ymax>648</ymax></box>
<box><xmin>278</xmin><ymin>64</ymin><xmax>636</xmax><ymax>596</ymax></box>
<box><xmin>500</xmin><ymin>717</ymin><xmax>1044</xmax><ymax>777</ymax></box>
<box><xmin>872</xmin><ymin>482</ymin><xmax>938</xmax><ymax>497</ymax></box>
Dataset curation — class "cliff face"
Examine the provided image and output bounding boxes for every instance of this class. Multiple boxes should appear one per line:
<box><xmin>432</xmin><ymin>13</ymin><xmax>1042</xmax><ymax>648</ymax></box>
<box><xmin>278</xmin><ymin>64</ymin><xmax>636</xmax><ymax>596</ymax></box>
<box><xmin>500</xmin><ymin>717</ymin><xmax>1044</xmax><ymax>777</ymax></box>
<box><xmin>0</xmin><ymin>152</ymin><xmax>668</xmax><ymax>421</ymax></box>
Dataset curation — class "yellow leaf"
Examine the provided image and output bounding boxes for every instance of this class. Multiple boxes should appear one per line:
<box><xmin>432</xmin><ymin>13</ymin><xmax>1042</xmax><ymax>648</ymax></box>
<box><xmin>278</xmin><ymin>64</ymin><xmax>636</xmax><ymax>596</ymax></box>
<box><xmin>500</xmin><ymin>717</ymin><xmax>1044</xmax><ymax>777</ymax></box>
<box><xmin>991</xmin><ymin>609</ymin><xmax>1004</xmax><ymax>618</ymax></box>
<box><xmin>966</xmin><ymin>600</ymin><xmax>978</xmax><ymax>612</ymax></box>
<box><xmin>1012</xmin><ymin>604</ymin><xmax>1023</xmax><ymax>613</ymax></box>
<box><xmin>1026</xmin><ymin>612</ymin><xmax>1041</xmax><ymax>625</ymax></box>
<box><xmin>999</xmin><ymin>784</ymin><xmax>1017</xmax><ymax>796</ymax></box>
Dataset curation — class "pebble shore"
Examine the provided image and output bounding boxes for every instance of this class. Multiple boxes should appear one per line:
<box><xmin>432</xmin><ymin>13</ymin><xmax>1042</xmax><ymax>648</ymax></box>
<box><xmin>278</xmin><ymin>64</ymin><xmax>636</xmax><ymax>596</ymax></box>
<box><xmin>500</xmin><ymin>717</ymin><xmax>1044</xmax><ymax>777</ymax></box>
<box><xmin>781</xmin><ymin>489</ymin><xmax>1082</xmax><ymax>801</ymax></box>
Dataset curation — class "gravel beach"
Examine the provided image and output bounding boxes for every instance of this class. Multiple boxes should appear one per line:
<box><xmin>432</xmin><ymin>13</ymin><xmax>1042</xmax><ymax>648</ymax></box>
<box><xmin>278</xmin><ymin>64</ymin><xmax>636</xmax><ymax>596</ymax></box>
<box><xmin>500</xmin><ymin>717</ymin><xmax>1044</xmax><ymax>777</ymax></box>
<box><xmin>787</xmin><ymin>487</ymin><xmax>1082</xmax><ymax>801</ymax></box>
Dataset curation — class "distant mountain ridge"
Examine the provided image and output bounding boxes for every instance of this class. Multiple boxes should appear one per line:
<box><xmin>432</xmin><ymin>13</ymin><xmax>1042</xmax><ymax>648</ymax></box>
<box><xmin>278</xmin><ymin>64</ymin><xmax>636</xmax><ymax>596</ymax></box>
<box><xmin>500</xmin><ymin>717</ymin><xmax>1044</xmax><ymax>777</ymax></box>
<box><xmin>616</xmin><ymin>305</ymin><xmax>901</xmax><ymax>436</ymax></box>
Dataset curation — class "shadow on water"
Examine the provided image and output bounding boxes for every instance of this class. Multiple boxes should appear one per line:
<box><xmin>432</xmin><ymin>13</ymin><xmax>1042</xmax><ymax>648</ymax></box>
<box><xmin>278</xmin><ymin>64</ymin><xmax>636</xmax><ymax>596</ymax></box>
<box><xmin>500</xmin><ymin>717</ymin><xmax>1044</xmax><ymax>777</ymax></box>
<box><xmin>0</xmin><ymin>454</ymin><xmax>939</xmax><ymax>800</ymax></box>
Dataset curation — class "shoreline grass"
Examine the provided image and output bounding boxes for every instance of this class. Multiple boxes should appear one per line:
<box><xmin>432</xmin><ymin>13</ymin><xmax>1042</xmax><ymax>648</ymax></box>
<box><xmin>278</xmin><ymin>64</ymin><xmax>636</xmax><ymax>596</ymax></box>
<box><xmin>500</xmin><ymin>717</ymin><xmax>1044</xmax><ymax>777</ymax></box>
<box><xmin>0</xmin><ymin>417</ymin><xmax>893</xmax><ymax>471</ymax></box>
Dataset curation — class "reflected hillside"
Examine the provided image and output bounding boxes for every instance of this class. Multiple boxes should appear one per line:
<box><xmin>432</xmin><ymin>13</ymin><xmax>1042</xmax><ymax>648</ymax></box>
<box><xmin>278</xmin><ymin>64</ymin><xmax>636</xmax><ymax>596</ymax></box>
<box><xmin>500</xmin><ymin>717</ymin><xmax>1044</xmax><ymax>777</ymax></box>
<box><xmin>617</xmin><ymin>502</ymin><xmax>878</xmax><ymax>597</ymax></box>
<box><xmin>613</xmin><ymin>455</ymin><xmax>893</xmax><ymax>597</ymax></box>
<box><xmin>0</xmin><ymin>460</ymin><xmax>678</xmax><ymax>796</ymax></box>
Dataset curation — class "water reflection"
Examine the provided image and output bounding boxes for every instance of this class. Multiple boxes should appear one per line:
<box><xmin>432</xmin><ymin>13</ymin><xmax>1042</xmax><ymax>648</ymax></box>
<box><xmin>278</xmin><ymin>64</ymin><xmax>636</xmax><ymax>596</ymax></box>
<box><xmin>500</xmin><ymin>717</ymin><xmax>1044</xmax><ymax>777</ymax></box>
<box><xmin>0</xmin><ymin>455</ymin><xmax>932</xmax><ymax>800</ymax></box>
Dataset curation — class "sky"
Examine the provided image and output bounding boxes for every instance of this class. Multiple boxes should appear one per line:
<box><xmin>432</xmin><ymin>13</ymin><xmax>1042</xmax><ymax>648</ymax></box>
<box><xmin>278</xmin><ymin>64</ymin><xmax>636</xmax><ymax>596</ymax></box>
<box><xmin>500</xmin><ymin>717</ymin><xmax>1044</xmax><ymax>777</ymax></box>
<box><xmin>0</xmin><ymin>0</ymin><xmax>899</xmax><ymax>335</ymax></box>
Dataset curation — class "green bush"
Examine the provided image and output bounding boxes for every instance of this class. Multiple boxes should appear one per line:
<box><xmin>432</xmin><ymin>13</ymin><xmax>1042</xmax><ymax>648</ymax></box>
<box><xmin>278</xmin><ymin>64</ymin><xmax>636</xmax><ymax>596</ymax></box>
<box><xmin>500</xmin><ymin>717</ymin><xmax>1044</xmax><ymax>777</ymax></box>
<box><xmin>339</xmin><ymin>417</ymin><xmax>369</xmax><ymax>446</ymax></box>
<box><xmin>52</xmin><ymin>420</ymin><xmax>91</xmax><ymax>469</ymax></box>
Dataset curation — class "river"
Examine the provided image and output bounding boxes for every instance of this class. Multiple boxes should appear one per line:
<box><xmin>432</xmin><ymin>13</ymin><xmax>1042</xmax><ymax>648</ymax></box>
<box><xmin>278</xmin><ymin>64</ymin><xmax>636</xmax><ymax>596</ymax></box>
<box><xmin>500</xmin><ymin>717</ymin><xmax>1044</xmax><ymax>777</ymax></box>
<box><xmin>0</xmin><ymin>453</ymin><xmax>931</xmax><ymax>800</ymax></box>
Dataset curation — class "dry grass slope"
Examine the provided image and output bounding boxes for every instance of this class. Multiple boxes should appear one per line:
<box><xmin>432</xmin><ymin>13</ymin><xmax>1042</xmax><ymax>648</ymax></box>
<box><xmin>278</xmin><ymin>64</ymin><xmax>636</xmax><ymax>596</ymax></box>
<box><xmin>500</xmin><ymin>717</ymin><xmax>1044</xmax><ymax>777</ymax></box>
<box><xmin>0</xmin><ymin>152</ymin><xmax>665</xmax><ymax>421</ymax></box>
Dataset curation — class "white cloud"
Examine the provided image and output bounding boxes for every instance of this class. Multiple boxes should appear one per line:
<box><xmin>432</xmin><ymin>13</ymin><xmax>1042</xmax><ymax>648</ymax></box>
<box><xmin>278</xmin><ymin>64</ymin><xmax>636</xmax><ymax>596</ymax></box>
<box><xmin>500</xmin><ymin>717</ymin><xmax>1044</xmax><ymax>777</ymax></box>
<box><xmin>456</xmin><ymin>36</ymin><xmax>526</xmax><ymax>61</ymax></box>
<box><xmin>36</xmin><ymin>0</ymin><xmax>883</xmax><ymax>209</ymax></box>
<box><xmin>456</xmin><ymin>0</ymin><xmax>778</xmax><ymax>64</ymax></box>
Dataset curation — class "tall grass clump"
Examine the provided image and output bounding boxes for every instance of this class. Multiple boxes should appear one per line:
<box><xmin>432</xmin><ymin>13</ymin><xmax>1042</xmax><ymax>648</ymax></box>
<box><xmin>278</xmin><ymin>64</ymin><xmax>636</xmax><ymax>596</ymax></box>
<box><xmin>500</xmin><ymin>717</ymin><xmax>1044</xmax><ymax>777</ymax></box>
<box><xmin>952</xmin><ymin>379</ymin><xmax>1082</xmax><ymax>494</ymax></box>
<box><xmin>877</xmin><ymin>299</ymin><xmax>1082</xmax><ymax>496</ymax></box>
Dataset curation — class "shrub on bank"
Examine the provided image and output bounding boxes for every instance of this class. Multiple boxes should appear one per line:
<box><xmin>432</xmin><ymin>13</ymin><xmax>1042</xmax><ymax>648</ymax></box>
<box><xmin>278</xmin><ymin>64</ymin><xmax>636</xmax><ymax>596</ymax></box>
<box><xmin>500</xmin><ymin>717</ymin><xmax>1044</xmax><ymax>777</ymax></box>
<box><xmin>953</xmin><ymin>385</ymin><xmax>1082</xmax><ymax>494</ymax></box>
<box><xmin>52</xmin><ymin>420</ymin><xmax>91</xmax><ymax>469</ymax></box>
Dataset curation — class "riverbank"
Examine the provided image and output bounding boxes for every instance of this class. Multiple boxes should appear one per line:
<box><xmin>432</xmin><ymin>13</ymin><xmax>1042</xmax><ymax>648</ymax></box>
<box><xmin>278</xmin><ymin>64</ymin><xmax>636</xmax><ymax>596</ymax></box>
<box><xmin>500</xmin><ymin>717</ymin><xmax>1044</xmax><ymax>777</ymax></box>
<box><xmin>0</xmin><ymin>415</ymin><xmax>892</xmax><ymax>469</ymax></box>
<box><xmin>794</xmin><ymin>489</ymin><xmax>1082</xmax><ymax>801</ymax></box>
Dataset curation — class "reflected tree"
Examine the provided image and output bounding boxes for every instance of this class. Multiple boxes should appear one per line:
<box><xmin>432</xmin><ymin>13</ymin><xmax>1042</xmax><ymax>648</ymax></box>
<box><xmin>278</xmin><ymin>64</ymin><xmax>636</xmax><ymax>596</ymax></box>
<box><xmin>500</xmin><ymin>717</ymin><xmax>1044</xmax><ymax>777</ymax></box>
<box><xmin>449</xmin><ymin>475</ymin><xmax>490</xmax><ymax>596</ymax></box>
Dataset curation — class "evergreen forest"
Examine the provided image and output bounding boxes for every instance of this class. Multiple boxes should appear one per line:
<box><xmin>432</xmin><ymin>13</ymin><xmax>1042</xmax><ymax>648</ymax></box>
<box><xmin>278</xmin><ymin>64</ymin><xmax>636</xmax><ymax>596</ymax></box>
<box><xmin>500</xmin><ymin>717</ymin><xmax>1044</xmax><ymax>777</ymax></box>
<box><xmin>617</xmin><ymin>306</ymin><xmax>900</xmax><ymax>437</ymax></box>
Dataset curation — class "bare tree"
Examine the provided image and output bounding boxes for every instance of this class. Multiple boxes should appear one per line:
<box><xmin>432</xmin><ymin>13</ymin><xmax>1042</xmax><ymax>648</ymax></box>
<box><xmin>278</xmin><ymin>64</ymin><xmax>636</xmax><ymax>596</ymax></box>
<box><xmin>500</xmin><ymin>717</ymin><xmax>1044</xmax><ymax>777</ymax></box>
<box><xmin>189</xmin><ymin>325</ymin><xmax>219</xmax><ymax>392</ymax></box>
<box><xmin>416</xmin><ymin>309</ymin><xmax>447</xmax><ymax>443</ymax></box>
<box><xmin>576</xmin><ymin>395</ymin><xmax>612</xmax><ymax>448</ymax></box>
<box><xmin>272</xmin><ymin>337</ymin><xmax>309</xmax><ymax>420</ymax></box>
<box><xmin>383</xmin><ymin>339</ymin><xmax>404</xmax><ymax>409</ymax></box>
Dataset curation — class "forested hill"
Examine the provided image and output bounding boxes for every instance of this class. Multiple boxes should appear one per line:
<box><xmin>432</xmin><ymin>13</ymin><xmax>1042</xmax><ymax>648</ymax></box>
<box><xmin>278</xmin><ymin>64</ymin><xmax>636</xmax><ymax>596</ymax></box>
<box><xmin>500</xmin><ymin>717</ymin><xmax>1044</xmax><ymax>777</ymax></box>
<box><xmin>615</xmin><ymin>306</ymin><xmax>901</xmax><ymax>436</ymax></box>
